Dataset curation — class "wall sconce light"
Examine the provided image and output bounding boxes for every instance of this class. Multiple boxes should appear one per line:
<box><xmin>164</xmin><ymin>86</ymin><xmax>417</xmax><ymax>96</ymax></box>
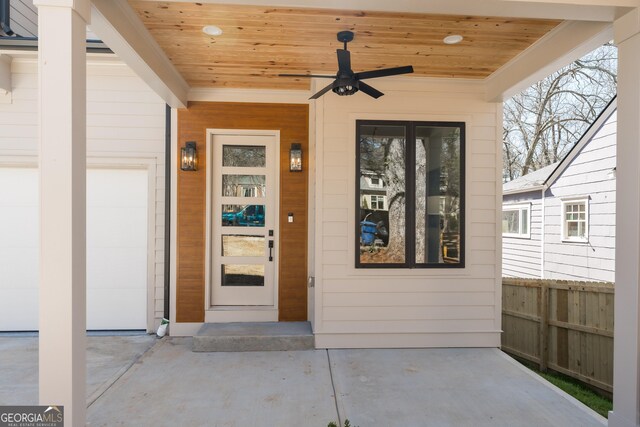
<box><xmin>608</xmin><ymin>167</ymin><xmax>616</xmax><ymax>179</ymax></box>
<box><xmin>290</xmin><ymin>143</ymin><xmax>302</xmax><ymax>172</ymax></box>
<box><xmin>181</xmin><ymin>141</ymin><xmax>197</xmax><ymax>171</ymax></box>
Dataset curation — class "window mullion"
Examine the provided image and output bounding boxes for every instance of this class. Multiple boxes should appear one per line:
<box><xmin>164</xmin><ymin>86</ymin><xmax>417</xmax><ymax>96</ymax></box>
<box><xmin>406</xmin><ymin>122</ymin><xmax>416</xmax><ymax>267</ymax></box>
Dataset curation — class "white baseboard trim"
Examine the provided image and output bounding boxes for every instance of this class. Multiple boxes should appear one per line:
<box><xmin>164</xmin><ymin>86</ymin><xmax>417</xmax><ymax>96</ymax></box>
<box><xmin>314</xmin><ymin>331</ymin><xmax>501</xmax><ymax>349</ymax></box>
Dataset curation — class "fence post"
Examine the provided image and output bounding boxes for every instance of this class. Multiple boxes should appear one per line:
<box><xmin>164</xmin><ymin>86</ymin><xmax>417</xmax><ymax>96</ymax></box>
<box><xmin>539</xmin><ymin>282</ymin><xmax>549</xmax><ymax>372</ymax></box>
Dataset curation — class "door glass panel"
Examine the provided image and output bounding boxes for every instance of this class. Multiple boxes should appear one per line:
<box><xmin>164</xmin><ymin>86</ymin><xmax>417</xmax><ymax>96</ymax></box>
<box><xmin>222</xmin><ymin>264</ymin><xmax>265</xmax><ymax>287</ymax></box>
<box><xmin>222</xmin><ymin>235</ymin><xmax>265</xmax><ymax>257</ymax></box>
<box><xmin>222</xmin><ymin>175</ymin><xmax>266</xmax><ymax>197</ymax></box>
<box><xmin>222</xmin><ymin>204</ymin><xmax>265</xmax><ymax>227</ymax></box>
<box><xmin>223</xmin><ymin>145</ymin><xmax>266</xmax><ymax>167</ymax></box>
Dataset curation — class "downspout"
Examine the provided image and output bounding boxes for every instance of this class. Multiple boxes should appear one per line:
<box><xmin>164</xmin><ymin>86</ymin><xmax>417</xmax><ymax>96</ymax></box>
<box><xmin>540</xmin><ymin>187</ymin><xmax>545</xmax><ymax>279</ymax></box>
<box><xmin>164</xmin><ymin>105</ymin><xmax>171</xmax><ymax>320</ymax></box>
<box><xmin>0</xmin><ymin>0</ymin><xmax>15</xmax><ymax>37</ymax></box>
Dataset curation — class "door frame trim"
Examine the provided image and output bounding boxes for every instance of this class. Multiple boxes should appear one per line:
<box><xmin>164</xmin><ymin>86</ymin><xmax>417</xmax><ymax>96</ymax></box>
<box><xmin>204</xmin><ymin>128</ymin><xmax>281</xmax><ymax>322</ymax></box>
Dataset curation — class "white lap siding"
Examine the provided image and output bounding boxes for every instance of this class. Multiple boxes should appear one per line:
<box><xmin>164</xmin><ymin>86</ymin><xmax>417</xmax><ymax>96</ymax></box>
<box><xmin>313</xmin><ymin>78</ymin><xmax>501</xmax><ymax>348</ymax></box>
<box><xmin>543</xmin><ymin>113</ymin><xmax>616</xmax><ymax>282</ymax></box>
<box><xmin>0</xmin><ymin>55</ymin><xmax>166</xmax><ymax>331</ymax></box>
<box><xmin>502</xmin><ymin>191</ymin><xmax>543</xmax><ymax>278</ymax></box>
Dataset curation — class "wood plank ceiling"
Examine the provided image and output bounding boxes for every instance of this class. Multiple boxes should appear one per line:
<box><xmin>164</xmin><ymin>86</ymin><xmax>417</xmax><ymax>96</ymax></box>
<box><xmin>128</xmin><ymin>1</ymin><xmax>562</xmax><ymax>90</ymax></box>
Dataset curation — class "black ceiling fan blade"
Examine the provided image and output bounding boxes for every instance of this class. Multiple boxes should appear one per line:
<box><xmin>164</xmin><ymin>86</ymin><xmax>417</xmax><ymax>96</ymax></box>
<box><xmin>309</xmin><ymin>81</ymin><xmax>336</xmax><ymax>100</ymax></box>
<box><xmin>355</xmin><ymin>65</ymin><xmax>414</xmax><ymax>80</ymax></box>
<box><xmin>337</xmin><ymin>49</ymin><xmax>351</xmax><ymax>73</ymax></box>
<box><xmin>358</xmin><ymin>81</ymin><xmax>384</xmax><ymax>99</ymax></box>
<box><xmin>279</xmin><ymin>73</ymin><xmax>335</xmax><ymax>78</ymax></box>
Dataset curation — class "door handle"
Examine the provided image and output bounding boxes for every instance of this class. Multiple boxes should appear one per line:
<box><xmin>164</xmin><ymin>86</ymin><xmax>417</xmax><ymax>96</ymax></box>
<box><xmin>268</xmin><ymin>240</ymin><xmax>274</xmax><ymax>262</ymax></box>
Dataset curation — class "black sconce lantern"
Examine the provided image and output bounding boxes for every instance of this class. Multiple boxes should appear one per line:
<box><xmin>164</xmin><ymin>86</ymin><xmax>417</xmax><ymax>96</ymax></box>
<box><xmin>290</xmin><ymin>143</ymin><xmax>302</xmax><ymax>172</ymax></box>
<box><xmin>181</xmin><ymin>141</ymin><xmax>197</xmax><ymax>171</ymax></box>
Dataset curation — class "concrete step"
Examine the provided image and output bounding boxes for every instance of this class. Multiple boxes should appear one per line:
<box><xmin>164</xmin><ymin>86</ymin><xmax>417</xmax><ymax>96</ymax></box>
<box><xmin>192</xmin><ymin>322</ymin><xmax>314</xmax><ymax>352</ymax></box>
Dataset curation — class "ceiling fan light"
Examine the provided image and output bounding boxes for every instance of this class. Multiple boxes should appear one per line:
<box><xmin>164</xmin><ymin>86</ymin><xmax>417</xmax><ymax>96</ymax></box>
<box><xmin>332</xmin><ymin>84</ymin><xmax>358</xmax><ymax>96</ymax></box>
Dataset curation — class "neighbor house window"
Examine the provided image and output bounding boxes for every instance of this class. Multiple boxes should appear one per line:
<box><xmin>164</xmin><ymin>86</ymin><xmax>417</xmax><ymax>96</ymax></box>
<box><xmin>502</xmin><ymin>204</ymin><xmax>530</xmax><ymax>238</ymax></box>
<box><xmin>562</xmin><ymin>199</ymin><xmax>588</xmax><ymax>242</ymax></box>
<box><xmin>356</xmin><ymin>120</ymin><xmax>465</xmax><ymax>268</ymax></box>
<box><xmin>370</xmin><ymin>195</ymin><xmax>385</xmax><ymax>210</ymax></box>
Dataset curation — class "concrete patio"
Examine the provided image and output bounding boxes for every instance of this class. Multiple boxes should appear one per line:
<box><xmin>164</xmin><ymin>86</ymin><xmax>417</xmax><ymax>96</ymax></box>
<box><xmin>0</xmin><ymin>335</ymin><xmax>605</xmax><ymax>426</ymax></box>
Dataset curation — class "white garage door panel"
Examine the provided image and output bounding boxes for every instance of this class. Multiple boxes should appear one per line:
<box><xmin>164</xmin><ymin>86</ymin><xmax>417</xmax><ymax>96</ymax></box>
<box><xmin>0</xmin><ymin>166</ymin><xmax>149</xmax><ymax>331</ymax></box>
<box><xmin>0</xmin><ymin>247</ymin><xmax>39</xmax><ymax>283</ymax></box>
<box><xmin>89</xmin><ymin>208</ymin><xmax>147</xmax><ymax>247</ymax></box>
<box><xmin>0</xmin><ymin>167</ymin><xmax>39</xmax><ymax>331</ymax></box>
<box><xmin>0</xmin><ymin>289</ymin><xmax>39</xmax><ymax>331</ymax></box>
<box><xmin>88</xmin><ymin>289</ymin><xmax>147</xmax><ymax>330</ymax></box>
<box><xmin>88</xmin><ymin>249</ymin><xmax>147</xmax><ymax>288</ymax></box>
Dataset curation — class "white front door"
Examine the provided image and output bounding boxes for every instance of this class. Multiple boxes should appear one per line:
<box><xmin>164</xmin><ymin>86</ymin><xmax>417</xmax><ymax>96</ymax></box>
<box><xmin>210</xmin><ymin>134</ymin><xmax>278</xmax><ymax>306</ymax></box>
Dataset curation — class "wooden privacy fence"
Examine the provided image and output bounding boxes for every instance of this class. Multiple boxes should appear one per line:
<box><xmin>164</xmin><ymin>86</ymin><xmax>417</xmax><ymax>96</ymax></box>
<box><xmin>502</xmin><ymin>278</ymin><xmax>614</xmax><ymax>393</ymax></box>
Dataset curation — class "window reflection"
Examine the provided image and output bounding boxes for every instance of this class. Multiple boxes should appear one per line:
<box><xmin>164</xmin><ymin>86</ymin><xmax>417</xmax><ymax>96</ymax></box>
<box><xmin>222</xmin><ymin>175</ymin><xmax>266</xmax><ymax>198</ymax></box>
<box><xmin>222</xmin><ymin>264</ymin><xmax>264</xmax><ymax>287</ymax></box>
<box><xmin>222</xmin><ymin>145</ymin><xmax>266</xmax><ymax>167</ymax></box>
<box><xmin>222</xmin><ymin>204</ymin><xmax>265</xmax><ymax>227</ymax></box>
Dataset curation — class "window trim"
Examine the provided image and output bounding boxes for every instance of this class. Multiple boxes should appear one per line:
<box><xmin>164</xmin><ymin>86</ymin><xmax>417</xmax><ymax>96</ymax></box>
<box><xmin>502</xmin><ymin>203</ymin><xmax>531</xmax><ymax>239</ymax></box>
<box><xmin>561</xmin><ymin>198</ymin><xmax>589</xmax><ymax>243</ymax></box>
<box><xmin>355</xmin><ymin>120</ymin><xmax>465</xmax><ymax>269</ymax></box>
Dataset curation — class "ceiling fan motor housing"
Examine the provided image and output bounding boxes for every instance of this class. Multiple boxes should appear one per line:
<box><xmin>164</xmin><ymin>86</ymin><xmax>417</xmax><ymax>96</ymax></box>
<box><xmin>332</xmin><ymin>75</ymin><xmax>359</xmax><ymax>96</ymax></box>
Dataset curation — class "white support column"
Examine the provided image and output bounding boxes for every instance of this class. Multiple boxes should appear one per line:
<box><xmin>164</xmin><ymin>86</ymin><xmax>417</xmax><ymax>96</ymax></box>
<box><xmin>33</xmin><ymin>1</ymin><xmax>90</xmax><ymax>426</ymax></box>
<box><xmin>610</xmin><ymin>8</ymin><xmax>640</xmax><ymax>427</ymax></box>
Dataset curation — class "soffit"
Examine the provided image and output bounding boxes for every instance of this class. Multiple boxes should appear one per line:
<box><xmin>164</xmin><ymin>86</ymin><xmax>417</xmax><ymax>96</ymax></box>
<box><xmin>128</xmin><ymin>1</ymin><xmax>562</xmax><ymax>90</ymax></box>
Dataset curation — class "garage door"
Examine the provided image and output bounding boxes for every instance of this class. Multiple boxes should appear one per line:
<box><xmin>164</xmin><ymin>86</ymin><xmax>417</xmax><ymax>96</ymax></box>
<box><xmin>0</xmin><ymin>166</ymin><xmax>149</xmax><ymax>331</ymax></box>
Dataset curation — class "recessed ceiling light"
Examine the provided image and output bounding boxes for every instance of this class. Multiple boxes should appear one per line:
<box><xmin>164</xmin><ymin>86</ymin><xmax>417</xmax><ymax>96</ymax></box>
<box><xmin>203</xmin><ymin>25</ymin><xmax>223</xmax><ymax>36</ymax></box>
<box><xmin>443</xmin><ymin>34</ymin><xmax>463</xmax><ymax>45</ymax></box>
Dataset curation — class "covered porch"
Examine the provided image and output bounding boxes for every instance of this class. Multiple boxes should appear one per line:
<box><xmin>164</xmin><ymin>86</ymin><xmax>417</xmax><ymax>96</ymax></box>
<box><xmin>11</xmin><ymin>0</ymin><xmax>640</xmax><ymax>425</ymax></box>
<box><xmin>0</xmin><ymin>335</ymin><xmax>606</xmax><ymax>426</ymax></box>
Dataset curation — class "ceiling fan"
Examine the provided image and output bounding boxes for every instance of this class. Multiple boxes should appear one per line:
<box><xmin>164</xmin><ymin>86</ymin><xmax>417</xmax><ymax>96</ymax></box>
<box><xmin>279</xmin><ymin>31</ymin><xmax>414</xmax><ymax>100</ymax></box>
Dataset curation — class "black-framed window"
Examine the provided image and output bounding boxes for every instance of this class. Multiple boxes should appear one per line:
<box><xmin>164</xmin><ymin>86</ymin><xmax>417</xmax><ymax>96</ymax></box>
<box><xmin>356</xmin><ymin>120</ymin><xmax>465</xmax><ymax>268</ymax></box>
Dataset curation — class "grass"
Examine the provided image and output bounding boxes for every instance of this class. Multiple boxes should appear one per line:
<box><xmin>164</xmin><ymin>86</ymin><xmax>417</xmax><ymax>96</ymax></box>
<box><xmin>519</xmin><ymin>360</ymin><xmax>612</xmax><ymax>418</ymax></box>
<box><xmin>328</xmin><ymin>420</ymin><xmax>357</xmax><ymax>427</ymax></box>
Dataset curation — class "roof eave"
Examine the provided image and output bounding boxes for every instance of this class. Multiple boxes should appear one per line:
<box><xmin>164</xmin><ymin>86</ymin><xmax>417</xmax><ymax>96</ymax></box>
<box><xmin>502</xmin><ymin>184</ymin><xmax>546</xmax><ymax>195</ymax></box>
<box><xmin>543</xmin><ymin>96</ymin><xmax>618</xmax><ymax>187</ymax></box>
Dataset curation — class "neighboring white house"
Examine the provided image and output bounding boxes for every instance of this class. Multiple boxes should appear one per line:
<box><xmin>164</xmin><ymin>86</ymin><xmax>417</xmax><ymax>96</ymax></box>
<box><xmin>0</xmin><ymin>51</ymin><xmax>167</xmax><ymax>332</ymax></box>
<box><xmin>502</xmin><ymin>97</ymin><xmax>617</xmax><ymax>282</ymax></box>
<box><xmin>360</xmin><ymin>170</ymin><xmax>388</xmax><ymax>212</ymax></box>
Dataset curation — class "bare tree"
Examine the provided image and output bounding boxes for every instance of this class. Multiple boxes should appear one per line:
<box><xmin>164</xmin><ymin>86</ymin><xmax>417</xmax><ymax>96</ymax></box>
<box><xmin>503</xmin><ymin>43</ymin><xmax>617</xmax><ymax>181</ymax></box>
<box><xmin>384</xmin><ymin>138</ymin><xmax>406</xmax><ymax>262</ymax></box>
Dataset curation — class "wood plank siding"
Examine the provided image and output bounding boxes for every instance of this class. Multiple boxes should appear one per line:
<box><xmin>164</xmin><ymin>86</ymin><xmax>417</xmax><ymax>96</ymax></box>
<box><xmin>129</xmin><ymin>1</ymin><xmax>560</xmax><ymax>89</ymax></box>
<box><xmin>176</xmin><ymin>102</ymin><xmax>309</xmax><ymax>322</ymax></box>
